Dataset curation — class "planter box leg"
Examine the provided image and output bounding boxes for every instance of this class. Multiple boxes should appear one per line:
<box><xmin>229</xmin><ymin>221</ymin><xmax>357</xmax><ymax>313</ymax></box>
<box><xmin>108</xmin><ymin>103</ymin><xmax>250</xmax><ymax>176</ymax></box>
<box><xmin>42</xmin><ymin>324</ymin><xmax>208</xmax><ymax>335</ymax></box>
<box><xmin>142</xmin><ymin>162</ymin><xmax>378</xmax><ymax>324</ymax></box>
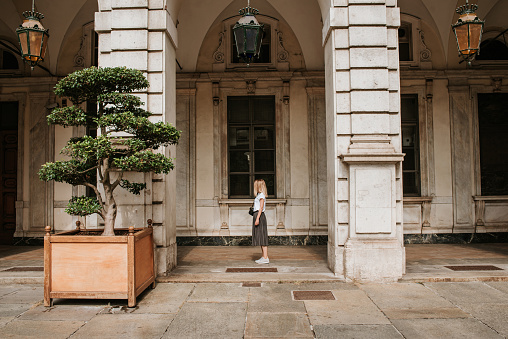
<box><xmin>128</xmin><ymin>296</ymin><xmax>136</xmax><ymax>308</ymax></box>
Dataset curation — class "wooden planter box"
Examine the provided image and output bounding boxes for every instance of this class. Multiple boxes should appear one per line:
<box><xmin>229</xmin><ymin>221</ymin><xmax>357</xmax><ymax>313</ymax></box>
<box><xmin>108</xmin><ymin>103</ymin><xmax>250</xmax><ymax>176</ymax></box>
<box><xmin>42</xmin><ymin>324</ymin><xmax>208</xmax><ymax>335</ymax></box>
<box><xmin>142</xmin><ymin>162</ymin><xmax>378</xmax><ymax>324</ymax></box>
<box><xmin>44</xmin><ymin>224</ymin><xmax>155</xmax><ymax>307</ymax></box>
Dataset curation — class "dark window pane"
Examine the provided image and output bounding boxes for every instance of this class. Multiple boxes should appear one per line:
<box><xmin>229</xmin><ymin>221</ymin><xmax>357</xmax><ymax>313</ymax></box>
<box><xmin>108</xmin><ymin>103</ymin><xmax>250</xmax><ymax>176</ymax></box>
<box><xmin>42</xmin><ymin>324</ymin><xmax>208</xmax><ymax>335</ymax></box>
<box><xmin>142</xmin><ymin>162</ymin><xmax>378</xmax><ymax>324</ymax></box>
<box><xmin>254</xmin><ymin>126</ymin><xmax>274</xmax><ymax>149</ymax></box>
<box><xmin>253</xmin><ymin>97</ymin><xmax>275</xmax><ymax>122</ymax></box>
<box><xmin>403</xmin><ymin>148</ymin><xmax>416</xmax><ymax>171</ymax></box>
<box><xmin>478</xmin><ymin>93</ymin><xmax>508</xmax><ymax>195</ymax></box>
<box><xmin>476</xmin><ymin>39</ymin><xmax>508</xmax><ymax>61</ymax></box>
<box><xmin>402</xmin><ymin>172</ymin><xmax>418</xmax><ymax>195</ymax></box>
<box><xmin>398</xmin><ymin>23</ymin><xmax>412</xmax><ymax>61</ymax></box>
<box><xmin>255</xmin><ymin>151</ymin><xmax>274</xmax><ymax>172</ymax></box>
<box><xmin>228</xmin><ymin>97</ymin><xmax>249</xmax><ymax>123</ymax></box>
<box><xmin>401</xmin><ymin>96</ymin><xmax>418</xmax><ymax>121</ymax></box>
<box><xmin>230</xmin><ymin>151</ymin><xmax>250</xmax><ymax>172</ymax></box>
<box><xmin>229</xmin><ymin>127</ymin><xmax>250</xmax><ymax>150</ymax></box>
<box><xmin>255</xmin><ymin>174</ymin><xmax>275</xmax><ymax>196</ymax></box>
<box><xmin>0</xmin><ymin>102</ymin><xmax>18</xmax><ymax>130</ymax></box>
<box><xmin>401</xmin><ymin>94</ymin><xmax>420</xmax><ymax>196</ymax></box>
<box><xmin>2</xmin><ymin>51</ymin><xmax>18</xmax><ymax>69</ymax></box>
<box><xmin>230</xmin><ymin>175</ymin><xmax>250</xmax><ymax>196</ymax></box>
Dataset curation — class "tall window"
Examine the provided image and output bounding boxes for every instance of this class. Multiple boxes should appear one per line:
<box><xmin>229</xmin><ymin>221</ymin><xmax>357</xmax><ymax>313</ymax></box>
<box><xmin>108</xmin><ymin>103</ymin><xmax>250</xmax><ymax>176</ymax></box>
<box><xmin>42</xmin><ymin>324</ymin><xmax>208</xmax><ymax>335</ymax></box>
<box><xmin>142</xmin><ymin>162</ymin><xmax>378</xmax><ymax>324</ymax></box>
<box><xmin>228</xmin><ymin>96</ymin><xmax>275</xmax><ymax>198</ymax></box>
<box><xmin>478</xmin><ymin>93</ymin><xmax>508</xmax><ymax>195</ymax></box>
<box><xmin>398</xmin><ymin>22</ymin><xmax>412</xmax><ymax>62</ymax></box>
<box><xmin>401</xmin><ymin>94</ymin><xmax>420</xmax><ymax>196</ymax></box>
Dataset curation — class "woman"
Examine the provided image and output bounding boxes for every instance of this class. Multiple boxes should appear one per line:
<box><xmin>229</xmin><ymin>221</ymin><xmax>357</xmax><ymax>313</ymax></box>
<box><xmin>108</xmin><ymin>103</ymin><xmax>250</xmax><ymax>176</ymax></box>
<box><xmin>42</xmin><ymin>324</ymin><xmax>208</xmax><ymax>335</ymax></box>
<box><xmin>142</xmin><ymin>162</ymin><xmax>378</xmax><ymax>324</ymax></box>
<box><xmin>252</xmin><ymin>179</ymin><xmax>269</xmax><ymax>264</ymax></box>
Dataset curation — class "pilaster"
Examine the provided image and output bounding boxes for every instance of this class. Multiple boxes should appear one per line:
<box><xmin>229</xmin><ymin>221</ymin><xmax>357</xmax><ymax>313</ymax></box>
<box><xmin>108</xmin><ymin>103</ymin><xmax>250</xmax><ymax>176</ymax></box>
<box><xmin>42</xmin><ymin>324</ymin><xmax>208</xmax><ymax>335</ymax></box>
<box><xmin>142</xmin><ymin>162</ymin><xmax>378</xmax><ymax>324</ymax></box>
<box><xmin>325</xmin><ymin>0</ymin><xmax>405</xmax><ymax>281</ymax></box>
<box><xmin>95</xmin><ymin>0</ymin><xmax>178</xmax><ymax>274</ymax></box>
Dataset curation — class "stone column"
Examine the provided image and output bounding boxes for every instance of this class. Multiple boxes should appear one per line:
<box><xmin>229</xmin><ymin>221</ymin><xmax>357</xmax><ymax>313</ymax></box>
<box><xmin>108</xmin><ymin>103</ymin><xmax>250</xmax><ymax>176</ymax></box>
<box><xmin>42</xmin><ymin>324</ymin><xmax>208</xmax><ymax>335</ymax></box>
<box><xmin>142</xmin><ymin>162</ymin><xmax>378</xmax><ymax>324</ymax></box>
<box><xmin>324</xmin><ymin>0</ymin><xmax>404</xmax><ymax>282</ymax></box>
<box><xmin>95</xmin><ymin>0</ymin><xmax>178</xmax><ymax>274</ymax></box>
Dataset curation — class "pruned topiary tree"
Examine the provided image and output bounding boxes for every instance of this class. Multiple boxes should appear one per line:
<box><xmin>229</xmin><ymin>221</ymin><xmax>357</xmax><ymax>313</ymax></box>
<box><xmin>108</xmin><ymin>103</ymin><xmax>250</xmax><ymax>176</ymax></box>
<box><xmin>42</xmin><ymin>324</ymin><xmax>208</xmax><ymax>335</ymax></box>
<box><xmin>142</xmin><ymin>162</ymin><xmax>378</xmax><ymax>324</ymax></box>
<box><xmin>39</xmin><ymin>67</ymin><xmax>180</xmax><ymax>236</ymax></box>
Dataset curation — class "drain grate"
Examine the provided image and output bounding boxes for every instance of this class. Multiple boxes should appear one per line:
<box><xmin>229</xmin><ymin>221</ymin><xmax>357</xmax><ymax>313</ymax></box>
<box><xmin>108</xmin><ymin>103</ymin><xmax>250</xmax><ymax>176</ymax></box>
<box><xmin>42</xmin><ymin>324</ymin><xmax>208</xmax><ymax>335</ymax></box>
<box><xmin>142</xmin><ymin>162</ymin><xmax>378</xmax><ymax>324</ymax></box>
<box><xmin>242</xmin><ymin>282</ymin><xmax>261</xmax><ymax>287</ymax></box>
<box><xmin>445</xmin><ymin>265</ymin><xmax>503</xmax><ymax>271</ymax></box>
<box><xmin>293</xmin><ymin>290</ymin><xmax>336</xmax><ymax>300</ymax></box>
<box><xmin>3</xmin><ymin>267</ymin><xmax>44</xmax><ymax>272</ymax></box>
<box><xmin>226</xmin><ymin>267</ymin><xmax>277</xmax><ymax>273</ymax></box>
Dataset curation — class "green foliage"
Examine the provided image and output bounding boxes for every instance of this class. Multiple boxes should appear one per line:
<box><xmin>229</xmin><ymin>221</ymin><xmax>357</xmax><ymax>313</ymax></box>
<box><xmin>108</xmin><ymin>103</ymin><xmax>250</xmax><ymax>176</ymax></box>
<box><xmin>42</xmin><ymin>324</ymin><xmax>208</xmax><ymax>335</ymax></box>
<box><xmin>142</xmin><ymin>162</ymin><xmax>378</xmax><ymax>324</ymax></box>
<box><xmin>38</xmin><ymin>66</ymin><xmax>181</xmax><ymax>221</ymax></box>
<box><xmin>119</xmin><ymin>180</ymin><xmax>147</xmax><ymax>195</ymax></box>
<box><xmin>65</xmin><ymin>196</ymin><xmax>102</xmax><ymax>217</ymax></box>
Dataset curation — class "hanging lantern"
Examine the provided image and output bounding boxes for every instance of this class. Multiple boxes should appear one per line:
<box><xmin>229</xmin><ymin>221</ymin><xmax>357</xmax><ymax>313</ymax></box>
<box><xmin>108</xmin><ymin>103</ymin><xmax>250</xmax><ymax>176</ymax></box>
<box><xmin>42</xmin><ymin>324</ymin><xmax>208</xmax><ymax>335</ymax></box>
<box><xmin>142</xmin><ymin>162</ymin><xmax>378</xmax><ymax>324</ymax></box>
<box><xmin>16</xmin><ymin>0</ymin><xmax>49</xmax><ymax>70</ymax></box>
<box><xmin>233</xmin><ymin>0</ymin><xmax>264</xmax><ymax>64</ymax></box>
<box><xmin>452</xmin><ymin>0</ymin><xmax>484</xmax><ymax>66</ymax></box>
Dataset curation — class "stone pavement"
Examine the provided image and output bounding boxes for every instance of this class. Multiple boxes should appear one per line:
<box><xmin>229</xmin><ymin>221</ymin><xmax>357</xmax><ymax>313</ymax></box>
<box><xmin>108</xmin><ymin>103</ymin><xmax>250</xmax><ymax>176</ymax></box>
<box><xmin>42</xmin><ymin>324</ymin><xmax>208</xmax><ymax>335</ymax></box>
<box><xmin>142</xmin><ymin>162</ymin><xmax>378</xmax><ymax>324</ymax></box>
<box><xmin>0</xmin><ymin>281</ymin><xmax>508</xmax><ymax>338</ymax></box>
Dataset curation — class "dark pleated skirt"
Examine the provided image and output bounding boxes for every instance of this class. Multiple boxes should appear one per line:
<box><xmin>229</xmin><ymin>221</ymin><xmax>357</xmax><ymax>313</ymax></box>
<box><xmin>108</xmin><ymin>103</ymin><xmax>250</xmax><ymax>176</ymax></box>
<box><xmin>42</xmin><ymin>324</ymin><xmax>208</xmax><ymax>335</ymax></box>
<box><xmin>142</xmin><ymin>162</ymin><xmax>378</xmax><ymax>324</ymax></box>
<box><xmin>252</xmin><ymin>211</ymin><xmax>268</xmax><ymax>246</ymax></box>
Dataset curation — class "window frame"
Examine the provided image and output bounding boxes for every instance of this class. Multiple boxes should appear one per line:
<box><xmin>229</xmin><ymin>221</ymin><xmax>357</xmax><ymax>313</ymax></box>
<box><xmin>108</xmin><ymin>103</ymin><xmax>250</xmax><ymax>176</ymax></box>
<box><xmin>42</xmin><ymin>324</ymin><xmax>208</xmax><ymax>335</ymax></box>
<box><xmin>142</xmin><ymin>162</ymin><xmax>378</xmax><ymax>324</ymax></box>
<box><xmin>0</xmin><ymin>40</ymin><xmax>24</xmax><ymax>76</ymax></box>
<box><xmin>473</xmin><ymin>29</ymin><xmax>508</xmax><ymax>66</ymax></box>
<box><xmin>399</xmin><ymin>14</ymin><xmax>425</xmax><ymax>69</ymax></box>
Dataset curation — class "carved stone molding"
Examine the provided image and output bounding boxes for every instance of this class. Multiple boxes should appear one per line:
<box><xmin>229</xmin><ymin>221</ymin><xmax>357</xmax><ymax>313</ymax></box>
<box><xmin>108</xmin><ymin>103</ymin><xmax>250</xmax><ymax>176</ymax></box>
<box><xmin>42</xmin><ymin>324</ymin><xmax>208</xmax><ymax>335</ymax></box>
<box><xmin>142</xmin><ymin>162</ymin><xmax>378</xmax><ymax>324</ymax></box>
<box><xmin>213</xmin><ymin>31</ymin><xmax>225</xmax><ymax>64</ymax></box>
<box><xmin>277</xmin><ymin>31</ymin><xmax>289</xmax><ymax>63</ymax></box>
<box><xmin>418</xmin><ymin>29</ymin><xmax>432</xmax><ymax>62</ymax></box>
<box><xmin>246</xmin><ymin>80</ymin><xmax>256</xmax><ymax>93</ymax></box>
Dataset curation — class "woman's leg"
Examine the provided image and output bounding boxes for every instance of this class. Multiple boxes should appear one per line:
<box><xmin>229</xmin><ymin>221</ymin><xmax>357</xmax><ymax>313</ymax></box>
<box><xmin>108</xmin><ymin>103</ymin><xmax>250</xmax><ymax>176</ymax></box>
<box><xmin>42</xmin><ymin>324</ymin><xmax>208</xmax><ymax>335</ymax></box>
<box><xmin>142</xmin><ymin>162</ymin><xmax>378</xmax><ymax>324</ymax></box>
<box><xmin>262</xmin><ymin>246</ymin><xmax>268</xmax><ymax>259</ymax></box>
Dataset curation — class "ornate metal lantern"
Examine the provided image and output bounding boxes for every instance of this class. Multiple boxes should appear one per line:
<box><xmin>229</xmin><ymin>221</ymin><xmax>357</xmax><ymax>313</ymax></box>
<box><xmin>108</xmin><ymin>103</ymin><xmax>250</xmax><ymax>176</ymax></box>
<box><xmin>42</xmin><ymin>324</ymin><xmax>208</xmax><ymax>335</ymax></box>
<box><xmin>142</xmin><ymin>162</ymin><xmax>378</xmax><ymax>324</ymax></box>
<box><xmin>16</xmin><ymin>0</ymin><xmax>49</xmax><ymax>69</ymax></box>
<box><xmin>452</xmin><ymin>0</ymin><xmax>484</xmax><ymax>65</ymax></box>
<box><xmin>233</xmin><ymin>0</ymin><xmax>264</xmax><ymax>64</ymax></box>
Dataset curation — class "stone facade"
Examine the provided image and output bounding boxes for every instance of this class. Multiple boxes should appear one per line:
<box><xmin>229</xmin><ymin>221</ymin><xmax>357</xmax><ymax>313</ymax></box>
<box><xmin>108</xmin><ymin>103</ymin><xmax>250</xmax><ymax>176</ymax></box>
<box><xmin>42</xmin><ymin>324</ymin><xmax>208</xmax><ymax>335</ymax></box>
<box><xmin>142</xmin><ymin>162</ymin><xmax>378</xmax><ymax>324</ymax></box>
<box><xmin>0</xmin><ymin>0</ymin><xmax>507</xmax><ymax>282</ymax></box>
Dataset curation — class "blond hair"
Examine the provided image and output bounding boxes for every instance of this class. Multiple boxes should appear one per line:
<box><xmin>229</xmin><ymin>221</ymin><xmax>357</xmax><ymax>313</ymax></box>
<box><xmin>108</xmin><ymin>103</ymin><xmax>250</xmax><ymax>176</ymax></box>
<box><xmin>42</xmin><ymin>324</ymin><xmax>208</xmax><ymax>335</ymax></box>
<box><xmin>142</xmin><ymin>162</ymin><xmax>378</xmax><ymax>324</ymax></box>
<box><xmin>254</xmin><ymin>179</ymin><xmax>267</xmax><ymax>197</ymax></box>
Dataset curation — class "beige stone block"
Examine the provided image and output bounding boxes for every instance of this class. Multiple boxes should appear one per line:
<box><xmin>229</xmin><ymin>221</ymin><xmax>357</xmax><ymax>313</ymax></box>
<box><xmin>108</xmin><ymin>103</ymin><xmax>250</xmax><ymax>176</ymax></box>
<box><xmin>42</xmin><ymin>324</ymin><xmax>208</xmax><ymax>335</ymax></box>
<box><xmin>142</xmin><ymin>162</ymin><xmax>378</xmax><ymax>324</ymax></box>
<box><xmin>111</xmin><ymin>9</ymin><xmax>148</xmax><ymax>29</ymax></box>
<box><xmin>54</xmin><ymin>208</ymin><xmax>73</xmax><ymax>232</ymax></box>
<box><xmin>116</xmin><ymin>205</ymin><xmax>146</xmax><ymax>227</ymax></box>
<box><xmin>148</xmin><ymin>31</ymin><xmax>163</xmax><ymax>51</ymax></box>
<box><xmin>111</xmin><ymin>0</ymin><xmax>147</xmax><ymax>9</ymax></box>
<box><xmin>351</xmin><ymin>113</ymin><xmax>390</xmax><ymax>135</ymax></box>
<box><xmin>110</xmin><ymin>51</ymin><xmax>148</xmax><ymax>69</ymax></box>
<box><xmin>350</xmin><ymin>48</ymin><xmax>388</xmax><ymax>68</ymax></box>
<box><xmin>388</xmin><ymin>49</ymin><xmax>399</xmax><ymax>69</ymax></box>
<box><xmin>149</xmin><ymin>0</ymin><xmax>164</xmax><ymax>9</ymax></box>
<box><xmin>337</xmin><ymin>179</ymin><xmax>349</xmax><ymax>201</ymax></box>
<box><xmin>388</xmin><ymin>70</ymin><xmax>399</xmax><ymax>91</ymax></box>
<box><xmin>333</xmin><ymin>0</ymin><xmax>348</xmax><ymax>6</ymax></box>
<box><xmin>196</xmin><ymin>207</ymin><xmax>216</xmax><ymax>229</ymax></box>
<box><xmin>152</xmin><ymin>204</ymin><xmax>162</xmax><ymax>223</ymax></box>
<box><xmin>389</xmin><ymin>91</ymin><xmax>400</xmax><ymax>113</ymax></box>
<box><xmin>94</xmin><ymin>12</ymin><xmax>111</xmax><ymax>33</ymax></box>
<box><xmin>335</xmin><ymin>50</ymin><xmax>350</xmax><ymax>70</ymax></box>
<box><xmin>333</xmin><ymin>29</ymin><xmax>349</xmax><ymax>49</ymax></box>
<box><xmin>390</xmin><ymin>113</ymin><xmax>401</xmax><ymax>135</ymax></box>
<box><xmin>386</xmin><ymin>7</ymin><xmax>400</xmax><ymax>27</ymax></box>
<box><xmin>290</xmin><ymin>206</ymin><xmax>310</xmax><ymax>229</ymax></box>
<box><xmin>349</xmin><ymin>0</ymin><xmax>386</xmax><ymax>3</ymax></box>
<box><xmin>148</xmin><ymin>93</ymin><xmax>163</xmax><ymax>114</ymax></box>
<box><xmin>349</xmin><ymin>27</ymin><xmax>387</xmax><ymax>47</ymax></box>
<box><xmin>349</xmin><ymin>5</ymin><xmax>386</xmax><ymax>26</ymax></box>
<box><xmin>99</xmin><ymin>0</ymin><xmax>111</xmax><ymax>11</ymax></box>
<box><xmin>351</xmin><ymin>90</ymin><xmax>389</xmax><ymax>112</ymax></box>
<box><xmin>148</xmin><ymin>51</ymin><xmax>163</xmax><ymax>71</ymax></box>
<box><xmin>98</xmin><ymin>52</ymin><xmax>111</xmax><ymax>67</ymax></box>
<box><xmin>54</xmin><ymin>182</ymin><xmax>71</xmax><ymax>201</ymax></box>
<box><xmin>337</xmin><ymin>135</ymin><xmax>351</xmax><ymax>155</ymax></box>
<box><xmin>148</xmin><ymin>10</ymin><xmax>166</xmax><ymax>30</ymax></box>
<box><xmin>338</xmin><ymin>225</ymin><xmax>349</xmax><ymax>245</ymax></box>
<box><xmin>147</xmin><ymin>72</ymin><xmax>163</xmax><ymax>93</ymax></box>
<box><xmin>111</xmin><ymin>30</ymin><xmax>147</xmax><ymax>50</ymax></box>
<box><xmin>98</xmin><ymin>33</ymin><xmax>111</xmax><ymax>53</ymax></box>
<box><xmin>133</xmin><ymin>93</ymin><xmax>147</xmax><ymax>109</ymax></box>
<box><xmin>337</xmin><ymin>202</ymin><xmax>349</xmax><ymax>223</ymax></box>
<box><xmin>387</xmin><ymin>27</ymin><xmax>398</xmax><ymax>48</ymax></box>
<box><xmin>336</xmin><ymin>113</ymin><xmax>351</xmax><ymax>135</ymax></box>
<box><xmin>148</xmin><ymin>115</ymin><xmax>163</xmax><ymax>123</ymax></box>
<box><xmin>329</xmin><ymin>7</ymin><xmax>349</xmax><ymax>28</ymax></box>
<box><xmin>335</xmin><ymin>71</ymin><xmax>351</xmax><ymax>92</ymax></box>
<box><xmin>336</xmin><ymin>92</ymin><xmax>351</xmax><ymax>113</ymax></box>
<box><xmin>351</xmin><ymin>69</ymin><xmax>389</xmax><ymax>90</ymax></box>
<box><xmin>386</xmin><ymin>0</ymin><xmax>396</xmax><ymax>6</ymax></box>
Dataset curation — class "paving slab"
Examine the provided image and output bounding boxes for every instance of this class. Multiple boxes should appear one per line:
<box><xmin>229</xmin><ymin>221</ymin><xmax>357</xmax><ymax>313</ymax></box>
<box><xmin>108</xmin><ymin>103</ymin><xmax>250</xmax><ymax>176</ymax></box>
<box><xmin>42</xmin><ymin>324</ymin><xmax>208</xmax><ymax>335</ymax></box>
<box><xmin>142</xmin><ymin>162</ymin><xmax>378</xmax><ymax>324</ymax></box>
<box><xmin>358</xmin><ymin>282</ymin><xmax>456</xmax><ymax>309</ymax></box>
<box><xmin>72</xmin><ymin>313</ymin><xmax>171</xmax><ymax>339</ymax></box>
<box><xmin>187</xmin><ymin>283</ymin><xmax>248</xmax><ymax>303</ymax></box>
<box><xmin>424</xmin><ymin>282</ymin><xmax>508</xmax><ymax>305</ymax></box>
<box><xmin>18</xmin><ymin>305</ymin><xmax>103</xmax><ymax>321</ymax></box>
<box><xmin>248</xmin><ymin>284</ymin><xmax>306</xmax><ymax>313</ymax></box>
<box><xmin>245</xmin><ymin>312</ymin><xmax>313</xmax><ymax>338</ymax></box>
<box><xmin>0</xmin><ymin>286</ymin><xmax>21</xmax><ymax>297</ymax></box>
<box><xmin>0</xmin><ymin>319</ymin><xmax>85</xmax><ymax>339</ymax></box>
<box><xmin>313</xmin><ymin>324</ymin><xmax>403</xmax><ymax>339</ymax></box>
<box><xmin>133</xmin><ymin>283</ymin><xmax>194</xmax><ymax>314</ymax></box>
<box><xmin>163</xmin><ymin>302</ymin><xmax>247</xmax><ymax>339</ymax></box>
<box><xmin>391</xmin><ymin>318</ymin><xmax>503</xmax><ymax>339</ymax></box>
<box><xmin>382</xmin><ymin>307</ymin><xmax>471</xmax><ymax>319</ymax></box>
<box><xmin>457</xmin><ymin>303</ymin><xmax>508</xmax><ymax>337</ymax></box>
<box><xmin>486</xmin><ymin>281</ymin><xmax>508</xmax><ymax>295</ymax></box>
<box><xmin>305</xmin><ymin>290</ymin><xmax>390</xmax><ymax>325</ymax></box>
<box><xmin>0</xmin><ymin>303</ymin><xmax>33</xmax><ymax>317</ymax></box>
<box><xmin>0</xmin><ymin>286</ymin><xmax>43</xmax><ymax>304</ymax></box>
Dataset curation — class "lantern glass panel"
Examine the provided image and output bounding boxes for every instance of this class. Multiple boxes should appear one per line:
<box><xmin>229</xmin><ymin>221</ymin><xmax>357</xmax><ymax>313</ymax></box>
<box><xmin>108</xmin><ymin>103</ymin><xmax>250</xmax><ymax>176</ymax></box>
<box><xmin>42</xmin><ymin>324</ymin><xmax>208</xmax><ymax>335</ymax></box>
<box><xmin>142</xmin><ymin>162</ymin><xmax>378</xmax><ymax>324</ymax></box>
<box><xmin>469</xmin><ymin>23</ymin><xmax>482</xmax><ymax>53</ymax></box>
<box><xmin>41</xmin><ymin>34</ymin><xmax>48</xmax><ymax>59</ymax></box>
<box><xmin>454</xmin><ymin>24</ymin><xmax>469</xmax><ymax>53</ymax></box>
<box><xmin>234</xmin><ymin>27</ymin><xmax>246</xmax><ymax>55</ymax></box>
<box><xmin>18</xmin><ymin>31</ymin><xmax>28</xmax><ymax>56</ymax></box>
<box><xmin>245</xmin><ymin>27</ymin><xmax>257</xmax><ymax>53</ymax></box>
<box><xmin>29</xmin><ymin>30</ymin><xmax>43</xmax><ymax>58</ymax></box>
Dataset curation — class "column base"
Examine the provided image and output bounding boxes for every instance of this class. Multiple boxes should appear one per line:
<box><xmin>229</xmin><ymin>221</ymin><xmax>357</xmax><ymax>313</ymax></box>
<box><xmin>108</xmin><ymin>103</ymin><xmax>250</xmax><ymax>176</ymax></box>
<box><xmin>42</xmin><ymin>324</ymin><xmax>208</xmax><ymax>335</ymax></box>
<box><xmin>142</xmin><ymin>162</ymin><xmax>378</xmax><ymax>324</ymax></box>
<box><xmin>344</xmin><ymin>238</ymin><xmax>405</xmax><ymax>282</ymax></box>
<box><xmin>327</xmin><ymin>241</ymin><xmax>344</xmax><ymax>276</ymax></box>
<box><xmin>155</xmin><ymin>243</ymin><xmax>177</xmax><ymax>276</ymax></box>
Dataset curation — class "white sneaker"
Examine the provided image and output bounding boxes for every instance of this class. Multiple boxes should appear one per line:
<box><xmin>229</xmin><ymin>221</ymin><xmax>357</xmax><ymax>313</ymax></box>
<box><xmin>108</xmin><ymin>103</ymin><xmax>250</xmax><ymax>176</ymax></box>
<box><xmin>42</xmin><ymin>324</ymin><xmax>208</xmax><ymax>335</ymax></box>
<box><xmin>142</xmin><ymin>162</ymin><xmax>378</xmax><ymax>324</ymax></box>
<box><xmin>255</xmin><ymin>257</ymin><xmax>269</xmax><ymax>264</ymax></box>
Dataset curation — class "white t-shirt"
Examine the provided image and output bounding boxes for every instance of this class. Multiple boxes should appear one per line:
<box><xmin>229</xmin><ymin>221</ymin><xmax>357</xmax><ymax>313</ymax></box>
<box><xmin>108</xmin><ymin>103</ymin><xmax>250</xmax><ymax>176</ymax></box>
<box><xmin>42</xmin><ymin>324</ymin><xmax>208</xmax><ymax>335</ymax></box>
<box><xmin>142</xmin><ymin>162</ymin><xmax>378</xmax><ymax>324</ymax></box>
<box><xmin>253</xmin><ymin>192</ymin><xmax>266</xmax><ymax>213</ymax></box>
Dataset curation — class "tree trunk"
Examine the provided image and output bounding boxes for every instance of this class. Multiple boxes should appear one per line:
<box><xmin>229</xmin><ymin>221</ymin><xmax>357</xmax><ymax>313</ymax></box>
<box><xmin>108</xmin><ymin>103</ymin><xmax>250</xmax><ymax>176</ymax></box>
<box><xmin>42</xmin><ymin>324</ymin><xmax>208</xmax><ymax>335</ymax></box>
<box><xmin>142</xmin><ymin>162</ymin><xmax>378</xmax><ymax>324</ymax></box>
<box><xmin>101</xmin><ymin>164</ymin><xmax>117</xmax><ymax>236</ymax></box>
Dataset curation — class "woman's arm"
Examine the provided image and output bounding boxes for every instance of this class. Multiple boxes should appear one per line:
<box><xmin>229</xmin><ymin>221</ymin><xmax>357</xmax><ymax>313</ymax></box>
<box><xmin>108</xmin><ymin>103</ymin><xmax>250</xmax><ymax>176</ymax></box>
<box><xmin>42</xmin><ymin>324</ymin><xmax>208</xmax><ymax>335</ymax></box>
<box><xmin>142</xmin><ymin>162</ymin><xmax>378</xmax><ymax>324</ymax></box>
<box><xmin>255</xmin><ymin>198</ymin><xmax>264</xmax><ymax>226</ymax></box>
